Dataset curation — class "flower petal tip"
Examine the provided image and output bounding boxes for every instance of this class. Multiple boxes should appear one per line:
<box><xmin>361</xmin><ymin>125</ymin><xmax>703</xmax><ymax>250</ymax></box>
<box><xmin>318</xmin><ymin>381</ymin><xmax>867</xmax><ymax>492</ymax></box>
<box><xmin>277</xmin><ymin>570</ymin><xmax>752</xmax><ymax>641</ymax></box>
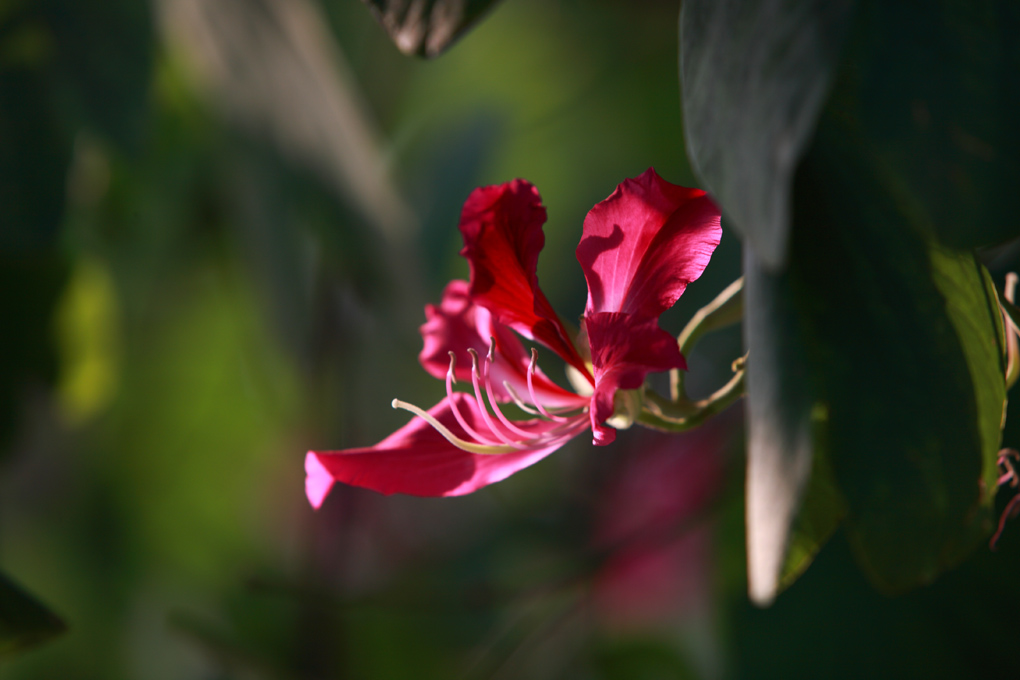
<box><xmin>304</xmin><ymin>452</ymin><xmax>334</xmax><ymax>510</ymax></box>
<box><xmin>592</xmin><ymin>424</ymin><xmax>616</xmax><ymax>447</ymax></box>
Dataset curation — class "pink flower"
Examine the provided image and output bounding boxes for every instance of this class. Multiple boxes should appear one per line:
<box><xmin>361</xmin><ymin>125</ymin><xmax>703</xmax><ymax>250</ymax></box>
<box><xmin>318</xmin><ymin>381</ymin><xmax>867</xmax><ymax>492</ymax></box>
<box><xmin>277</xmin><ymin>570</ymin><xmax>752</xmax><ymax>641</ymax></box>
<box><xmin>591</xmin><ymin>411</ymin><xmax>736</xmax><ymax>629</ymax></box>
<box><xmin>306</xmin><ymin>169</ymin><xmax>721</xmax><ymax>507</ymax></box>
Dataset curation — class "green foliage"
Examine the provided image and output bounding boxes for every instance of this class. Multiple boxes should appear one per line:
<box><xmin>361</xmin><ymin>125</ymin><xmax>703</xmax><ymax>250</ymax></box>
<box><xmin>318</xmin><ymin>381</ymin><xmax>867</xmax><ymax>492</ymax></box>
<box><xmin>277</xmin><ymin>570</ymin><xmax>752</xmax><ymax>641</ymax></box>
<box><xmin>0</xmin><ymin>72</ymin><xmax>70</xmax><ymax>250</ymax></box>
<box><xmin>0</xmin><ymin>255</ymin><xmax>68</xmax><ymax>453</ymax></box>
<box><xmin>0</xmin><ymin>572</ymin><xmax>66</xmax><ymax>658</ymax></box>
<box><xmin>683</xmin><ymin>0</ymin><xmax>1017</xmax><ymax>598</ymax></box>
<box><xmin>680</xmin><ymin>0</ymin><xmax>855</xmax><ymax>269</ymax></box>
<box><xmin>41</xmin><ymin>0</ymin><xmax>153</xmax><ymax>150</ymax></box>
<box><xmin>0</xmin><ymin>0</ymin><xmax>152</xmax><ymax>659</ymax></box>
<box><xmin>819</xmin><ymin>0</ymin><xmax>1020</xmax><ymax>251</ymax></box>
<box><xmin>778</xmin><ymin>444</ymin><xmax>844</xmax><ymax>593</ymax></box>
<box><xmin>0</xmin><ymin>0</ymin><xmax>153</xmax><ymax>250</ymax></box>
<box><xmin>784</xmin><ymin>128</ymin><xmax>1004</xmax><ymax>591</ymax></box>
<box><xmin>0</xmin><ymin>0</ymin><xmax>1017</xmax><ymax>675</ymax></box>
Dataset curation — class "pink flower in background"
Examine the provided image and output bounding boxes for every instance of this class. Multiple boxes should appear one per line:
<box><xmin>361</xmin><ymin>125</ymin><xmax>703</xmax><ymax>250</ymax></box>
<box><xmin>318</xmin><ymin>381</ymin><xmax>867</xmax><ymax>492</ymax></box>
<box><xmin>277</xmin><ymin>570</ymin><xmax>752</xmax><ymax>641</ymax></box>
<box><xmin>305</xmin><ymin>169</ymin><xmax>721</xmax><ymax>507</ymax></box>
<box><xmin>591</xmin><ymin>412</ymin><xmax>736</xmax><ymax>628</ymax></box>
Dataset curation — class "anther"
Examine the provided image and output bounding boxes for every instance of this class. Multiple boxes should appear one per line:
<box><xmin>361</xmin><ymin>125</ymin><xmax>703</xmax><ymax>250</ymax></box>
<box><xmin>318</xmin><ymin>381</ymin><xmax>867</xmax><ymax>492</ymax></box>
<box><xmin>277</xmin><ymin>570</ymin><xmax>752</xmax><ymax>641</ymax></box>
<box><xmin>447</xmin><ymin>351</ymin><xmax>457</xmax><ymax>383</ymax></box>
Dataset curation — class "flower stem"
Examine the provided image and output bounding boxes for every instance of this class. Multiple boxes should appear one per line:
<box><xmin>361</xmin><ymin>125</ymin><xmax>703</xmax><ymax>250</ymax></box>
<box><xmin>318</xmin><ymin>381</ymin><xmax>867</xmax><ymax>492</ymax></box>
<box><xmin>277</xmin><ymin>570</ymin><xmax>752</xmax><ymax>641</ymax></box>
<box><xmin>670</xmin><ymin>276</ymin><xmax>744</xmax><ymax>401</ymax></box>
<box><xmin>639</xmin><ymin>366</ymin><xmax>745</xmax><ymax>432</ymax></box>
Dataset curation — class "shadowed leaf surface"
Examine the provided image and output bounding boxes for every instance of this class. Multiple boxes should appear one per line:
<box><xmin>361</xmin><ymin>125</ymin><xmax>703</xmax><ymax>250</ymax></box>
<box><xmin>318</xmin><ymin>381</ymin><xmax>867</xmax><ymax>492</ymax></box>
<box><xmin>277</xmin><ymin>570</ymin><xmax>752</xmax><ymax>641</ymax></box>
<box><xmin>688</xmin><ymin>0</ymin><xmax>1012</xmax><ymax>597</ymax></box>
<box><xmin>680</xmin><ymin>0</ymin><xmax>855</xmax><ymax>269</ymax></box>
<box><xmin>0</xmin><ymin>572</ymin><xmax>66</xmax><ymax>658</ymax></box>
<box><xmin>752</xmin><ymin>111</ymin><xmax>1005</xmax><ymax>592</ymax></box>
<box><xmin>681</xmin><ymin>0</ymin><xmax>1020</xmax><ymax>265</ymax></box>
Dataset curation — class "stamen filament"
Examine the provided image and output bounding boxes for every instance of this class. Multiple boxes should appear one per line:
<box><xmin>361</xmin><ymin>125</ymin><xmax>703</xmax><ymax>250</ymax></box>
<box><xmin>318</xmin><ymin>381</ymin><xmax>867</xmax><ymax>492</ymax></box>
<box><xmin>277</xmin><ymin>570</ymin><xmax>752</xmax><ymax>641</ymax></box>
<box><xmin>481</xmin><ymin>346</ymin><xmax>542</xmax><ymax>440</ymax></box>
<box><xmin>467</xmin><ymin>349</ymin><xmax>521</xmax><ymax>447</ymax></box>
<box><xmin>528</xmin><ymin>348</ymin><xmax>570</xmax><ymax>422</ymax></box>
<box><xmin>445</xmin><ymin>352</ymin><xmax>503</xmax><ymax>446</ymax></box>
<box><xmin>391</xmin><ymin>399</ymin><xmax>518</xmax><ymax>455</ymax></box>
<box><xmin>503</xmin><ymin>382</ymin><xmax>542</xmax><ymax>415</ymax></box>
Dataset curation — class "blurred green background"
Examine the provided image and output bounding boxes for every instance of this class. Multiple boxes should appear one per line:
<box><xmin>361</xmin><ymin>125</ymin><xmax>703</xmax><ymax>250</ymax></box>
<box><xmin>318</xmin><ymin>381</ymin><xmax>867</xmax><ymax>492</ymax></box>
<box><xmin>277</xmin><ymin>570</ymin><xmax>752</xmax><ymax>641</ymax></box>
<box><xmin>0</xmin><ymin>1</ymin><xmax>1018</xmax><ymax>678</ymax></box>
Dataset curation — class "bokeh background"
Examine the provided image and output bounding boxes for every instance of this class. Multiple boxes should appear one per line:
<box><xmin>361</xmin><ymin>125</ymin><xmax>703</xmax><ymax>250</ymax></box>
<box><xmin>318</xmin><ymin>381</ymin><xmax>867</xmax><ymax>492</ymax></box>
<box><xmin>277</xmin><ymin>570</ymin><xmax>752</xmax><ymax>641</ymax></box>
<box><xmin>1</xmin><ymin>1</ymin><xmax>1018</xmax><ymax>678</ymax></box>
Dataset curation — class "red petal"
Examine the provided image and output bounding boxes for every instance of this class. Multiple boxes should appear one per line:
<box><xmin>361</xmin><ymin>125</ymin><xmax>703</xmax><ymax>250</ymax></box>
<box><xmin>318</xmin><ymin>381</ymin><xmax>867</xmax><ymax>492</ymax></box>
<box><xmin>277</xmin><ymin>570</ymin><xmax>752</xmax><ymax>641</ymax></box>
<box><xmin>459</xmin><ymin>181</ymin><xmax>591</xmax><ymax>381</ymax></box>
<box><xmin>586</xmin><ymin>312</ymin><xmax>686</xmax><ymax>446</ymax></box>
<box><xmin>419</xmin><ymin>280</ymin><xmax>586</xmax><ymax>408</ymax></box>
<box><xmin>305</xmin><ymin>393</ymin><xmax>571</xmax><ymax>503</ymax></box>
<box><xmin>577</xmin><ymin>168</ymin><xmax>721</xmax><ymax>317</ymax></box>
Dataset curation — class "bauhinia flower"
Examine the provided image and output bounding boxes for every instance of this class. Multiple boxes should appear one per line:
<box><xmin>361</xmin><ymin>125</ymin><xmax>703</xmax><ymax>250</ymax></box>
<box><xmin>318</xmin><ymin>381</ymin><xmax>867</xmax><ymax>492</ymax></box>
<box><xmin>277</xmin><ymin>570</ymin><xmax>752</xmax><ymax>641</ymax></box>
<box><xmin>305</xmin><ymin>168</ymin><xmax>722</xmax><ymax>507</ymax></box>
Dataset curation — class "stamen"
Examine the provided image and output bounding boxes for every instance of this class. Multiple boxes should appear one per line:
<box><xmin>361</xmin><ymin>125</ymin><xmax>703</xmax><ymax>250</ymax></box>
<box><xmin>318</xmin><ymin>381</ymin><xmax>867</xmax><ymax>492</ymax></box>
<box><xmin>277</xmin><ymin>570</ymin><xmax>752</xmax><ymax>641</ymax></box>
<box><xmin>446</xmin><ymin>351</ymin><xmax>457</xmax><ymax>385</ymax></box>
<box><xmin>467</xmin><ymin>349</ymin><xmax>520</xmax><ymax>447</ymax></box>
<box><xmin>991</xmin><ymin>448</ymin><xmax>1020</xmax><ymax>549</ymax></box>
<box><xmin>445</xmin><ymin>352</ymin><xmax>503</xmax><ymax>446</ymax></box>
<box><xmin>481</xmin><ymin>342</ymin><xmax>541</xmax><ymax>440</ymax></box>
<box><xmin>990</xmin><ymin>495</ymin><xmax>1020</xmax><ymax>550</ymax></box>
<box><xmin>391</xmin><ymin>399</ymin><xmax>518</xmax><ymax>455</ymax></box>
<box><xmin>503</xmin><ymin>382</ymin><xmax>542</xmax><ymax>416</ymax></box>
<box><xmin>528</xmin><ymin>348</ymin><xmax>570</xmax><ymax>422</ymax></box>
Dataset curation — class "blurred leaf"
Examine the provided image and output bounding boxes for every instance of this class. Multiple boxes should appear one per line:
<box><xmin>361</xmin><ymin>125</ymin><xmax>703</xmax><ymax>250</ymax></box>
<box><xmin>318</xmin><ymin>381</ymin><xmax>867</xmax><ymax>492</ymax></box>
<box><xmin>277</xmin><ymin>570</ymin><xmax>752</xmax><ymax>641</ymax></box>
<box><xmin>55</xmin><ymin>257</ymin><xmax>121</xmax><ymax>424</ymax></box>
<box><xmin>43</xmin><ymin>0</ymin><xmax>154</xmax><ymax>151</ymax></box>
<box><xmin>168</xmin><ymin>610</ymin><xmax>291</xmax><ymax>678</ymax></box>
<box><xmin>361</xmin><ymin>0</ymin><xmax>502</xmax><ymax>57</ymax></box>
<box><xmin>0</xmin><ymin>571</ymin><xmax>66</xmax><ymax>657</ymax></box>
<box><xmin>680</xmin><ymin>0</ymin><xmax>855</xmax><ymax>269</ymax></box>
<box><xmin>0</xmin><ymin>0</ymin><xmax>153</xmax><ymax>250</ymax></box>
<box><xmin>592</xmin><ymin>638</ymin><xmax>697</xmax><ymax>680</ymax></box>
<box><xmin>0</xmin><ymin>71</ymin><xmax>70</xmax><ymax>250</ymax></box>
<box><xmin>0</xmin><ymin>254</ymin><xmax>69</xmax><ymax>455</ymax></box>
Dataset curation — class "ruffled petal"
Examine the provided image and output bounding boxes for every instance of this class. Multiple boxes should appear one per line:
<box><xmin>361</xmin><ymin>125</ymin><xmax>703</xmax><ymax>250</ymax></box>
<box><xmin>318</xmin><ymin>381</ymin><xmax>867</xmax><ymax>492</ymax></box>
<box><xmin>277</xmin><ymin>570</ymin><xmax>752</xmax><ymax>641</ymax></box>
<box><xmin>577</xmin><ymin>168</ymin><xmax>721</xmax><ymax>318</ymax></box>
<box><xmin>305</xmin><ymin>393</ymin><xmax>575</xmax><ymax>504</ymax></box>
<box><xmin>586</xmin><ymin>312</ymin><xmax>686</xmax><ymax>446</ymax></box>
<box><xmin>419</xmin><ymin>280</ymin><xmax>587</xmax><ymax>408</ymax></box>
<box><xmin>459</xmin><ymin>180</ymin><xmax>591</xmax><ymax>381</ymax></box>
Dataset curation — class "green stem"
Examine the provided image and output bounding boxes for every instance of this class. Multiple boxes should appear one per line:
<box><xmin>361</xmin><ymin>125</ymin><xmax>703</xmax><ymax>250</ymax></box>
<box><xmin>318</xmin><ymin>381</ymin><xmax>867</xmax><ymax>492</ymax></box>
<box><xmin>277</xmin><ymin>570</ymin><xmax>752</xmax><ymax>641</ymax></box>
<box><xmin>670</xmin><ymin>277</ymin><xmax>745</xmax><ymax>401</ymax></box>
<box><xmin>640</xmin><ymin>367</ymin><xmax>746</xmax><ymax>433</ymax></box>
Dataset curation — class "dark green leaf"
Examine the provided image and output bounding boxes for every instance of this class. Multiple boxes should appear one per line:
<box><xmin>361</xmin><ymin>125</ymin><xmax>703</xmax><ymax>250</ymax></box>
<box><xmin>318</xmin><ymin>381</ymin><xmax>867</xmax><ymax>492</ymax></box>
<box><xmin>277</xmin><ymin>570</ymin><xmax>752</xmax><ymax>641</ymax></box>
<box><xmin>0</xmin><ymin>571</ymin><xmax>66</xmax><ymax>657</ymax></box>
<box><xmin>778</xmin><ymin>444</ymin><xmax>845</xmax><ymax>594</ymax></box>
<box><xmin>680</xmin><ymin>0</ymin><xmax>855</xmax><ymax>269</ymax></box>
<box><xmin>819</xmin><ymin>0</ymin><xmax>1020</xmax><ymax>251</ymax></box>
<box><xmin>681</xmin><ymin>0</ymin><xmax>1020</xmax><ymax>266</ymax></box>
<box><xmin>693</xmin><ymin>0</ymin><xmax>1012</xmax><ymax>597</ymax></box>
<box><xmin>775</xmin><ymin>112</ymin><xmax>1005</xmax><ymax>592</ymax></box>
<box><xmin>361</xmin><ymin>0</ymin><xmax>502</xmax><ymax>58</ymax></box>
